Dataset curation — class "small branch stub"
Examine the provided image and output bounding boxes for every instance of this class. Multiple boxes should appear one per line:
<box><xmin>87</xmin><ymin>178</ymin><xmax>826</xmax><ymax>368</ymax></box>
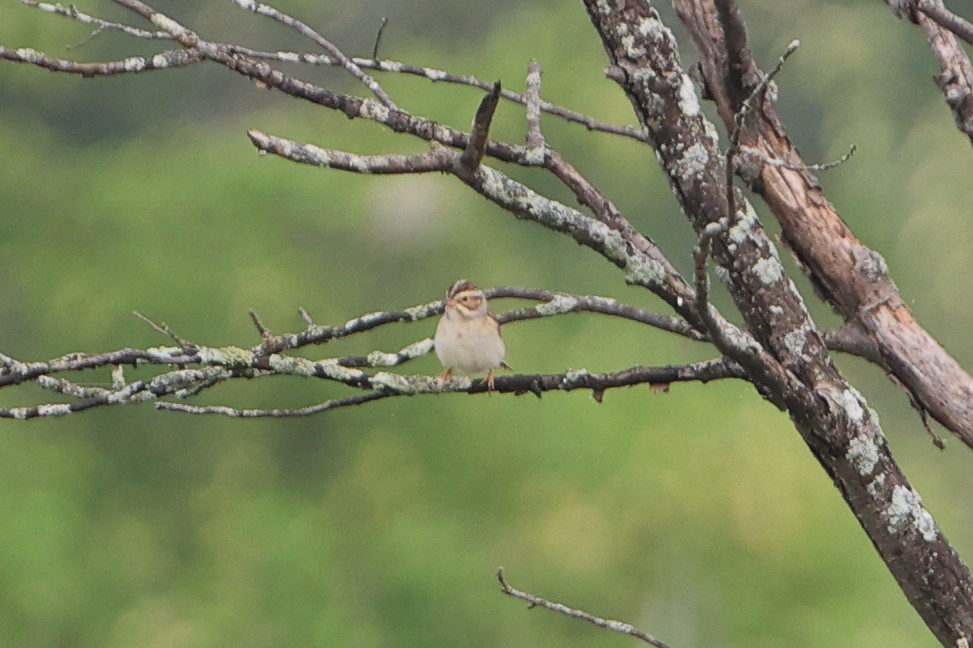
<box><xmin>459</xmin><ymin>80</ymin><xmax>502</xmax><ymax>171</ymax></box>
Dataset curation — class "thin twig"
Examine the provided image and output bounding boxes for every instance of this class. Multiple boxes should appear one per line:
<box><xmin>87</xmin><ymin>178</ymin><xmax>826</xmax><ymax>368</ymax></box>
<box><xmin>17</xmin><ymin>0</ymin><xmax>173</xmax><ymax>39</ymax></box>
<box><xmin>692</xmin><ymin>220</ymin><xmax>728</xmax><ymax>334</ymax></box>
<box><xmin>149</xmin><ymin>358</ymin><xmax>747</xmax><ymax>418</ymax></box>
<box><xmin>496</xmin><ymin>569</ymin><xmax>672</xmax><ymax>648</ymax></box>
<box><xmin>738</xmin><ymin>143</ymin><xmax>857</xmax><ymax>172</ymax></box>
<box><xmin>232</xmin><ymin>46</ymin><xmax>647</xmax><ymax>141</ymax></box>
<box><xmin>133</xmin><ymin>311</ymin><xmax>195</xmax><ymax>350</ymax></box>
<box><xmin>725</xmin><ymin>39</ymin><xmax>800</xmax><ymax>218</ymax></box>
<box><xmin>372</xmin><ymin>16</ymin><xmax>389</xmax><ymax>60</ymax></box>
<box><xmin>249</xmin><ymin>309</ymin><xmax>274</xmax><ymax>341</ymax></box>
<box><xmin>460</xmin><ymin>81</ymin><xmax>502</xmax><ymax>171</ymax></box>
<box><xmin>157</xmin><ymin>390</ymin><xmax>391</xmax><ymax>417</ymax></box>
<box><xmin>248</xmin><ymin>129</ymin><xmax>453</xmax><ymax>173</ymax></box>
<box><xmin>226</xmin><ymin>0</ymin><xmax>397</xmax><ymax>109</ymax></box>
<box><xmin>0</xmin><ymin>46</ymin><xmax>202</xmax><ymax>76</ymax></box>
<box><xmin>525</xmin><ymin>59</ymin><xmax>545</xmax><ymax>162</ymax></box>
<box><xmin>298</xmin><ymin>307</ymin><xmax>314</xmax><ymax>327</ymax></box>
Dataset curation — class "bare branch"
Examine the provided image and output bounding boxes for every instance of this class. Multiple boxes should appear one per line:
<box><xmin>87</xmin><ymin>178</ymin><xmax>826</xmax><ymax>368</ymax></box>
<box><xmin>497</xmin><ymin>569</ymin><xmax>671</xmax><ymax>648</ymax></box>
<box><xmin>525</xmin><ymin>60</ymin><xmax>545</xmax><ymax>161</ymax></box>
<box><xmin>157</xmin><ymin>390</ymin><xmax>391</xmax><ymax>417</ymax></box>
<box><xmin>460</xmin><ymin>81</ymin><xmax>502</xmax><ymax>171</ymax></box>
<box><xmin>248</xmin><ymin>129</ymin><xmax>453</xmax><ymax>173</ymax></box>
<box><xmin>915</xmin><ymin>1</ymin><xmax>973</xmax><ymax>143</ymax></box>
<box><xmin>233</xmin><ymin>46</ymin><xmax>648</xmax><ymax>141</ymax></box>
<box><xmin>225</xmin><ymin>0</ymin><xmax>397</xmax><ymax>109</ymax></box>
<box><xmin>670</xmin><ymin>1</ymin><xmax>973</xmax><ymax>641</ymax></box>
<box><xmin>726</xmin><ymin>38</ymin><xmax>800</xmax><ymax>167</ymax></box>
<box><xmin>0</xmin><ymin>46</ymin><xmax>201</xmax><ymax>76</ymax></box>
<box><xmin>245</xmin><ymin>128</ymin><xmax>701</xmax><ymax>324</ymax></box>
<box><xmin>490</xmin><ymin>287</ymin><xmax>705</xmax><ymax>341</ymax></box>
<box><xmin>677</xmin><ymin>0</ymin><xmax>973</xmax><ymax>449</ymax></box>
<box><xmin>17</xmin><ymin>0</ymin><xmax>173</xmax><ymax>39</ymax></box>
<box><xmin>691</xmin><ymin>220</ymin><xmax>728</xmax><ymax>333</ymax></box>
<box><xmin>737</xmin><ymin>143</ymin><xmax>857</xmax><ymax>173</ymax></box>
<box><xmin>154</xmin><ymin>358</ymin><xmax>745</xmax><ymax>418</ymax></box>
<box><xmin>133</xmin><ymin>311</ymin><xmax>196</xmax><ymax>350</ymax></box>
<box><xmin>0</xmin><ymin>277</ymin><xmax>745</xmax><ymax>418</ymax></box>
<box><xmin>371</xmin><ymin>16</ymin><xmax>389</xmax><ymax>60</ymax></box>
<box><xmin>916</xmin><ymin>0</ymin><xmax>973</xmax><ymax>45</ymax></box>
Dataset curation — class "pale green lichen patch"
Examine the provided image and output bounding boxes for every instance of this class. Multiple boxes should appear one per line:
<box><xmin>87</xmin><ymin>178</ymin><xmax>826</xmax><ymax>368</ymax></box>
<box><xmin>677</xmin><ymin>74</ymin><xmax>700</xmax><ymax>117</ymax></box>
<box><xmin>350</xmin><ymin>312</ymin><xmax>385</xmax><ymax>328</ymax></box>
<box><xmin>886</xmin><ymin>485</ymin><xmax>939</xmax><ymax>542</ymax></box>
<box><xmin>752</xmin><ymin>257</ymin><xmax>783</xmax><ymax>285</ymax></box>
<box><xmin>867</xmin><ymin>472</ymin><xmax>887</xmax><ymax>498</ymax></box>
<box><xmin>308</xmin><ymin>147</ymin><xmax>332</xmax><ymax>167</ymax></box>
<box><xmin>366</xmin><ymin>350</ymin><xmax>399</xmax><ymax>367</ymax></box>
<box><xmin>36</xmin><ymin>403</ymin><xmax>71</xmax><ymax>417</ymax></box>
<box><xmin>371</xmin><ymin>372</ymin><xmax>444</xmax><ymax>393</ymax></box>
<box><xmin>536</xmin><ymin>294</ymin><xmax>579</xmax><ymax>316</ymax></box>
<box><xmin>16</xmin><ymin>48</ymin><xmax>41</xmax><ymax>63</ymax></box>
<box><xmin>726</xmin><ymin>203</ymin><xmax>760</xmax><ymax>243</ymax></box>
<box><xmin>200</xmin><ymin>346</ymin><xmax>254</xmax><ymax>369</ymax></box>
<box><xmin>783</xmin><ymin>328</ymin><xmax>809</xmax><ymax>359</ymax></box>
<box><xmin>593</xmin><ymin>0</ymin><xmax>613</xmax><ymax>17</ymax></box>
<box><xmin>359</xmin><ymin>100</ymin><xmax>390</xmax><ymax>122</ymax></box>
<box><xmin>401</xmin><ymin>338</ymin><xmax>434</xmax><ymax>358</ymax></box>
<box><xmin>422</xmin><ymin>67</ymin><xmax>447</xmax><ymax>81</ymax></box>
<box><xmin>846</xmin><ymin>434</ymin><xmax>880</xmax><ymax>476</ymax></box>
<box><xmin>405</xmin><ymin>301</ymin><xmax>440</xmax><ymax>321</ymax></box>
<box><xmin>563</xmin><ymin>368</ymin><xmax>590</xmax><ymax>384</ymax></box>
<box><xmin>304</xmin><ymin>358</ymin><xmax>363</xmax><ymax>381</ymax></box>
<box><xmin>524</xmin><ymin>147</ymin><xmax>546</xmax><ymax>165</ymax></box>
<box><xmin>150</xmin><ymin>13</ymin><xmax>187</xmax><ymax>35</ymax></box>
<box><xmin>676</xmin><ymin>142</ymin><xmax>708</xmax><ymax>180</ymax></box>
<box><xmin>624</xmin><ymin>256</ymin><xmax>665</xmax><ymax>289</ymax></box>
<box><xmin>637</xmin><ymin>15</ymin><xmax>662</xmax><ymax>38</ymax></box>
<box><xmin>130</xmin><ymin>390</ymin><xmax>160</xmax><ymax>402</ymax></box>
<box><xmin>832</xmin><ymin>387</ymin><xmax>866</xmax><ymax>424</ymax></box>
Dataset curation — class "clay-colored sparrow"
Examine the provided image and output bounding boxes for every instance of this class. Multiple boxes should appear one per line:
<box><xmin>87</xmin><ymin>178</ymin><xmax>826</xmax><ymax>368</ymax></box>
<box><xmin>435</xmin><ymin>279</ymin><xmax>508</xmax><ymax>391</ymax></box>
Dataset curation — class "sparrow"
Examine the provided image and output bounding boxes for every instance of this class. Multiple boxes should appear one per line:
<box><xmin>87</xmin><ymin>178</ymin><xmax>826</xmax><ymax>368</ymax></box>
<box><xmin>434</xmin><ymin>279</ymin><xmax>509</xmax><ymax>391</ymax></box>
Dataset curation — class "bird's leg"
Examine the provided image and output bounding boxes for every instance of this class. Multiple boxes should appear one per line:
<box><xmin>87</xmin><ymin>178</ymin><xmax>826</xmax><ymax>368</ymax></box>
<box><xmin>485</xmin><ymin>369</ymin><xmax>495</xmax><ymax>393</ymax></box>
<box><xmin>436</xmin><ymin>368</ymin><xmax>453</xmax><ymax>387</ymax></box>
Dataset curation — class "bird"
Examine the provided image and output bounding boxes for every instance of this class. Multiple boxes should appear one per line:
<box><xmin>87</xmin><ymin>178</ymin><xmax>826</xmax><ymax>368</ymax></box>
<box><xmin>434</xmin><ymin>279</ymin><xmax>509</xmax><ymax>391</ymax></box>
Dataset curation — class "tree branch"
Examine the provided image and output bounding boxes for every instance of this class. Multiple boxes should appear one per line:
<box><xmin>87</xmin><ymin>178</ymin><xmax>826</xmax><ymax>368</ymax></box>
<box><xmin>225</xmin><ymin>0</ymin><xmax>397</xmax><ymax>110</ymax></box>
<box><xmin>0</xmin><ymin>287</ymin><xmax>734</xmax><ymax>418</ymax></box>
<box><xmin>17</xmin><ymin>0</ymin><xmax>173</xmax><ymax>39</ymax></box>
<box><xmin>587</xmin><ymin>2</ymin><xmax>973</xmax><ymax>644</ymax></box>
<box><xmin>676</xmin><ymin>0</ymin><xmax>973</xmax><ymax>450</ymax></box>
<box><xmin>497</xmin><ymin>569</ymin><xmax>671</xmax><ymax>648</ymax></box>
<box><xmin>460</xmin><ymin>81</ymin><xmax>502</xmax><ymax>171</ymax></box>
<box><xmin>0</xmin><ymin>45</ymin><xmax>201</xmax><ymax>76</ymax></box>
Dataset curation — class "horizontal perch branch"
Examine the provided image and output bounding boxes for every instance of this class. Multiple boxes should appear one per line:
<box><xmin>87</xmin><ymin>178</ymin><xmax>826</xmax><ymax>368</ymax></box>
<box><xmin>0</xmin><ymin>287</ymin><xmax>725</xmax><ymax>418</ymax></box>
<box><xmin>153</xmin><ymin>358</ymin><xmax>745</xmax><ymax>418</ymax></box>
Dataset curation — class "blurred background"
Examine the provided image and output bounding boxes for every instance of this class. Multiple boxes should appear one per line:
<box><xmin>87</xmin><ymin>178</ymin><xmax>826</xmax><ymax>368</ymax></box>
<box><xmin>2</xmin><ymin>0</ymin><xmax>973</xmax><ymax>646</ymax></box>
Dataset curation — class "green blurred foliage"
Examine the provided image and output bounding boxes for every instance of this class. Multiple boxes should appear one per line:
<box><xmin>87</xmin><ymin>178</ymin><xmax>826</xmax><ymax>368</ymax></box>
<box><xmin>1</xmin><ymin>1</ymin><xmax>972</xmax><ymax>646</ymax></box>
